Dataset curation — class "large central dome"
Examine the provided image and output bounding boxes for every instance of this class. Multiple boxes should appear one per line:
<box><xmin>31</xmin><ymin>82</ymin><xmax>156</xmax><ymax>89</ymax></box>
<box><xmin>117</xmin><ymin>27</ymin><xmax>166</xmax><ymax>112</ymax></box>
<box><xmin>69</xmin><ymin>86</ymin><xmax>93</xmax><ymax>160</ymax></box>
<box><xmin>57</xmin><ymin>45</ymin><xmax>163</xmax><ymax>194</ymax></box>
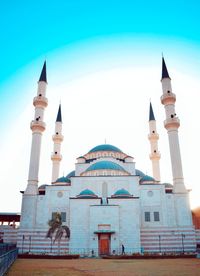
<box><xmin>88</xmin><ymin>144</ymin><xmax>122</xmax><ymax>153</ymax></box>
<box><xmin>86</xmin><ymin>161</ymin><xmax>125</xmax><ymax>172</ymax></box>
<box><xmin>81</xmin><ymin>160</ymin><xmax>130</xmax><ymax>176</ymax></box>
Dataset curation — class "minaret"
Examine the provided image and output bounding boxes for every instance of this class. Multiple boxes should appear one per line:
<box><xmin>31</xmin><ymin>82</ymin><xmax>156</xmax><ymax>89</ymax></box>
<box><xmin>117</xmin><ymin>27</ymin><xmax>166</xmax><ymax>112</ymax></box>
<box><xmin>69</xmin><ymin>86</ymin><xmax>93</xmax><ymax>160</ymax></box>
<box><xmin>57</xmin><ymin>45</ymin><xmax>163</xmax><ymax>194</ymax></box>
<box><xmin>160</xmin><ymin>57</ymin><xmax>186</xmax><ymax>193</ymax></box>
<box><xmin>148</xmin><ymin>102</ymin><xmax>161</xmax><ymax>182</ymax></box>
<box><xmin>25</xmin><ymin>61</ymin><xmax>48</xmax><ymax>195</ymax></box>
<box><xmin>51</xmin><ymin>104</ymin><xmax>63</xmax><ymax>183</ymax></box>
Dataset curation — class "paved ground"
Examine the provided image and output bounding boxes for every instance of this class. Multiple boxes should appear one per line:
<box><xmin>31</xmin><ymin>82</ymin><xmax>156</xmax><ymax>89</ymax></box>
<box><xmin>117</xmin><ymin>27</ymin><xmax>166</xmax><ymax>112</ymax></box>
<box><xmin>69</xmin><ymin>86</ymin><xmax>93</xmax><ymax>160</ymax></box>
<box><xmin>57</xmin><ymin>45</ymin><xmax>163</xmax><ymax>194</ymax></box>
<box><xmin>7</xmin><ymin>258</ymin><xmax>200</xmax><ymax>276</ymax></box>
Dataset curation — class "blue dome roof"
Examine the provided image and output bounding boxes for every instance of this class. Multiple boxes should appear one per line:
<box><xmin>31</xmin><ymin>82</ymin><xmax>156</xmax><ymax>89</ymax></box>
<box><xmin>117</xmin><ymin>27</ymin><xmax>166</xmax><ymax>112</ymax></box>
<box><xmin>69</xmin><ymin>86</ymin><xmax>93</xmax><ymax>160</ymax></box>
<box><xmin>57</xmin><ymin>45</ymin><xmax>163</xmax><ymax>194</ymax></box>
<box><xmin>38</xmin><ymin>184</ymin><xmax>49</xmax><ymax>190</ymax></box>
<box><xmin>88</xmin><ymin>144</ymin><xmax>122</xmax><ymax>153</ymax></box>
<box><xmin>77</xmin><ymin>189</ymin><xmax>97</xmax><ymax>198</ymax></box>
<box><xmin>66</xmin><ymin>170</ymin><xmax>75</xmax><ymax>178</ymax></box>
<box><xmin>79</xmin><ymin>189</ymin><xmax>96</xmax><ymax>196</ymax></box>
<box><xmin>164</xmin><ymin>183</ymin><xmax>173</xmax><ymax>188</ymax></box>
<box><xmin>114</xmin><ymin>188</ymin><xmax>131</xmax><ymax>196</ymax></box>
<box><xmin>86</xmin><ymin>161</ymin><xmax>125</xmax><ymax>172</ymax></box>
<box><xmin>140</xmin><ymin>175</ymin><xmax>155</xmax><ymax>182</ymax></box>
<box><xmin>55</xmin><ymin>176</ymin><xmax>70</xmax><ymax>183</ymax></box>
<box><xmin>135</xmin><ymin>169</ymin><xmax>145</xmax><ymax>177</ymax></box>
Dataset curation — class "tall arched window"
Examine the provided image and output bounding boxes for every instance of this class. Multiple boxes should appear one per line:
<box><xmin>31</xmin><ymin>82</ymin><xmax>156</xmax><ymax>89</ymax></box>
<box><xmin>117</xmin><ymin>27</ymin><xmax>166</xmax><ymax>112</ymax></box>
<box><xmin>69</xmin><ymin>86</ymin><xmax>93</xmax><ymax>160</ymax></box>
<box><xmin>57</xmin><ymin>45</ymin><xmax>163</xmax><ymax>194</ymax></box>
<box><xmin>102</xmin><ymin>182</ymin><xmax>108</xmax><ymax>198</ymax></box>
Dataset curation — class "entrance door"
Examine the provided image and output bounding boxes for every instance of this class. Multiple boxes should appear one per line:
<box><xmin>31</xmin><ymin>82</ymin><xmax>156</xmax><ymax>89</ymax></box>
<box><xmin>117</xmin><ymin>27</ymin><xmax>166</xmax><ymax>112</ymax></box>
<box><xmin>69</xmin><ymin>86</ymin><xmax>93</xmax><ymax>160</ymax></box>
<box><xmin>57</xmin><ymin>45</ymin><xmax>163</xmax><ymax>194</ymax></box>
<box><xmin>99</xmin><ymin>234</ymin><xmax>110</xmax><ymax>255</ymax></box>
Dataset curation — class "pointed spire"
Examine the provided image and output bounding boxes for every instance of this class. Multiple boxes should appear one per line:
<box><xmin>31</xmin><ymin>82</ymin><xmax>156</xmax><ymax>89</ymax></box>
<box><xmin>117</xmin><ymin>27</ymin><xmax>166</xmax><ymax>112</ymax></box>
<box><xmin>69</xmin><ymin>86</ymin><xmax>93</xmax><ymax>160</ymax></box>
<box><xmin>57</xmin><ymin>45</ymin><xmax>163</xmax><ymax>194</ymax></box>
<box><xmin>56</xmin><ymin>104</ymin><xmax>62</xmax><ymax>122</ymax></box>
<box><xmin>161</xmin><ymin>57</ymin><xmax>170</xmax><ymax>80</ymax></box>
<box><xmin>149</xmin><ymin>102</ymin><xmax>155</xmax><ymax>121</ymax></box>
<box><xmin>39</xmin><ymin>61</ymin><xmax>47</xmax><ymax>82</ymax></box>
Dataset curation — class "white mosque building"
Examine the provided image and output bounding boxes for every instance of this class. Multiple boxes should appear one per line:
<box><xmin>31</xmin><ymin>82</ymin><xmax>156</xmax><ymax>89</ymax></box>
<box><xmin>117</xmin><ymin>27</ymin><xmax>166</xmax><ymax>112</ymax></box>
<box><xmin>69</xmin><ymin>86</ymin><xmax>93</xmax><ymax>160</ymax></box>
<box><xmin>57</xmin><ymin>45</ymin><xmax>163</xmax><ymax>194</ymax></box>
<box><xmin>3</xmin><ymin>58</ymin><xmax>199</xmax><ymax>255</ymax></box>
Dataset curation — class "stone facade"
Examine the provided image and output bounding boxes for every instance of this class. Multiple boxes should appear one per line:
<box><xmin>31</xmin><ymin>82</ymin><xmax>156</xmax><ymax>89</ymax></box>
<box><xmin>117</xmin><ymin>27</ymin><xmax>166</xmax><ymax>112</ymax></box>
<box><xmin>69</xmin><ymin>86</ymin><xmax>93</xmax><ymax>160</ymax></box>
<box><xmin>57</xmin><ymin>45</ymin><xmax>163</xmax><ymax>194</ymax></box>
<box><xmin>4</xmin><ymin>59</ymin><xmax>197</xmax><ymax>255</ymax></box>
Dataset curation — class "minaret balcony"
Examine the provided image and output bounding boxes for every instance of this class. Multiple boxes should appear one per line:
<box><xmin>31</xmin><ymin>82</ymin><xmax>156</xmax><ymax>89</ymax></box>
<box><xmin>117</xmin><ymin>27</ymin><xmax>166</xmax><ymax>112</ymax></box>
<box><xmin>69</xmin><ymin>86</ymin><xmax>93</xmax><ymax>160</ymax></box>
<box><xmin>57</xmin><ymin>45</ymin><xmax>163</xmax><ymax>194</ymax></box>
<box><xmin>33</xmin><ymin>96</ymin><xmax>48</xmax><ymax>108</ymax></box>
<box><xmin>148</xmin><ymin>133</ymin><xmax>159</xmax><ymax>141</ymax></box>
<box><xmin>149</xmin><ymin>152</ymin><xmax>161</xmax><ymax>160</ymax></box>
<box><xmin>161</xmin><ymin>92</ymin><xmax>176</xmax><ymax>105</ymax></box>
<box><xmin>30</xmin><ymin>120</ymin><xmax>46</xmax><ymax>132</ymax></box>
<box><xmin>51</xmin><ymin>153</ymin><xmax>62</xmax><ymax>161</ymax></box>
<box><xmin>52</xmin><ymin>134</ymin><xmax>64</xmax><ymax>142</ymax></box>
<box><xmin>164</xmin><ymin>117</ymin><xmax>180</xmax><ymax>130</ymax></box>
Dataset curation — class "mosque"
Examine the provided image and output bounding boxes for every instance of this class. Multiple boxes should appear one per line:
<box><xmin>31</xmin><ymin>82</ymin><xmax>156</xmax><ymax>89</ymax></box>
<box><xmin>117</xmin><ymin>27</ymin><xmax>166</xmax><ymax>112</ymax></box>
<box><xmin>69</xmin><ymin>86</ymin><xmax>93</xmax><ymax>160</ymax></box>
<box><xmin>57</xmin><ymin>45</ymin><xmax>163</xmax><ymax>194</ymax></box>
<box><xmin>1</xmin><ymin>58</ymin><xmax>200</xmax><ymax>255</ymax></box>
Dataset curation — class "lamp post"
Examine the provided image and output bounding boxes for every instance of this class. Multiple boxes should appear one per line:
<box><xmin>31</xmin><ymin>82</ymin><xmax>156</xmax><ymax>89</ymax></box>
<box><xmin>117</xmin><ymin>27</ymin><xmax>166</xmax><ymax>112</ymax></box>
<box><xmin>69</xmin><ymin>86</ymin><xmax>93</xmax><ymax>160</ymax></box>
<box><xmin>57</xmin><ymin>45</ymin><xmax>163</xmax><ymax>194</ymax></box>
<box><xmin>50</xmin><ymin>237</ymin><xmax>53</xmax><ymax>253</ymax></box>
<box><xmin>29</xmin><ymin>235</ymin><xmax>31</xmax><ymax>253</ymax></box>
<box><xmin>158</xmin><ymin>235</ymin><xmax>161</xmax><ymax>253</ymax></box>
<box><xmin>22</xmin><ymin>235</ymin><xmax>25</xmax><ymax>254</ymax></box>
<box><xmin>181</xmin><ymin>233</ymin><xmax>185</xmax><ymax>254</ymax></box>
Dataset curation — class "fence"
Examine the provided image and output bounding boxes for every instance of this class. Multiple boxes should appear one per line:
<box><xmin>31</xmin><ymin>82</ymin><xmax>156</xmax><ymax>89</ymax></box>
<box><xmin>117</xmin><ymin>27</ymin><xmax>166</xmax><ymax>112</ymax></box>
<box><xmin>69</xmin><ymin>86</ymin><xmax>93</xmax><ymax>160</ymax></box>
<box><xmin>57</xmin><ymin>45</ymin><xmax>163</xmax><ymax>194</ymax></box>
<box><xmin>0</xmin><ymin>243</ymin><xmax>16</xmax><ymax>257</ymax></box>
<box><xmin>0</xmin><ymin>246</ymin><xmax>18</xmax><ymax>276</ymax></box>
<box><xmin>17</xmin><ymin>246</ymin><xmax>197</xmax><ymax>257</ymax></box>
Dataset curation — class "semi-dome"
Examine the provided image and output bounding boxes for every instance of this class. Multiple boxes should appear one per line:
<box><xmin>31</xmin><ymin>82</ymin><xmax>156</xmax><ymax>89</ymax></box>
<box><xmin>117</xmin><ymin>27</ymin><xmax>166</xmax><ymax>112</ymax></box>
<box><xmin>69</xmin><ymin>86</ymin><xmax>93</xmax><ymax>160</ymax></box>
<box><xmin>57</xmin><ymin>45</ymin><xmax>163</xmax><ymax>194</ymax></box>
<box><xmin>164</xmin><ymin>183</ymin><xmax>173</xmax><ymax>188</ymax></box>
<box><xmin>112</xmin><ymin>188</ymin><xmax>132</xmax><ymax>198</ymax></box>
<box><xmin>140</xmin><ymin>175</ymin><xmax>155</xmax><ymax>183</ymax></box>
<box><xmin>88</xmin><ymin>144</ymin><xmax>122</xmax><ymax>153</ymax></box>
<box><xmin>135</xmin><ymin>169</ymin><xmax>145</xmax><ymax>177</ymax></box>
<box><xmin>38</xmin><ymin>184</ymin><xmax>49</xmax><ymax>190</ymax></box>
<box><xmin>86</xmin><ymin>161</ymin><xmax>125</xmax><ymax>172</ymax></box>
<box><xmin>66</xmin><ymin>170</ymin><xmax>75</xmax><ymax>178</ymax></box>
<box><xmin>55</xmin><ymin>176</ymin><xmax>70</xmax><ymax>183</ymax></box>
<box><xmin>77</xmin><ymin>189</ymin><xmax>97</xmax><ymax>198</ymax></box>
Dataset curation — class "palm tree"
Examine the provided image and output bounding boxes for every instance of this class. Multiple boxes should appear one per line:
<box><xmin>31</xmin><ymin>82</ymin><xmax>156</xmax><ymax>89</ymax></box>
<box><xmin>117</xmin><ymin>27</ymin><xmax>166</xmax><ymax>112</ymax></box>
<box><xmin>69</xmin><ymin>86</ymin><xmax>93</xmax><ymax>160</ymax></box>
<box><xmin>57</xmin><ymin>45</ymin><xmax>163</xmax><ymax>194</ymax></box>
<box><xmin>46</xmin><ymin>212</ymin><xmax>70</xmax><ymax>254</ymax></box>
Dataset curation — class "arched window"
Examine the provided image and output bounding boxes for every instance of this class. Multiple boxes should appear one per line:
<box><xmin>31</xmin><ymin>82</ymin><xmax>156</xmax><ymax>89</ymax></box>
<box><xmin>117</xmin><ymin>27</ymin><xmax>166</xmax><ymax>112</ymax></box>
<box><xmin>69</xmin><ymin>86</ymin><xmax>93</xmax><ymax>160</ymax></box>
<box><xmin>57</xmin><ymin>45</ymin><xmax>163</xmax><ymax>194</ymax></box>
<box><xmin>102</xmin><ymin>182</ymin><xmax>108</xmax><ymax>198</ymax></box>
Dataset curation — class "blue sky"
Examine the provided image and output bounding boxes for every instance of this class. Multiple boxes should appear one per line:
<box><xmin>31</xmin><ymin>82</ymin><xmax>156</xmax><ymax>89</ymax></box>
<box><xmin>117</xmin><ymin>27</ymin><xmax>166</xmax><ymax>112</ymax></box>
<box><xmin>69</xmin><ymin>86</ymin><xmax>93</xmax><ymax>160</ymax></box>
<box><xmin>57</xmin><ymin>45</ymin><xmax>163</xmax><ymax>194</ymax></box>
<box><xmin>1</xmin><ymin>1</ymin><xmax>200</xmax><ymax>211</ymax></box>
<box><xmin>0</xmin><ymin>0</ymin><xmax>200</xmax><ymax>84</ymax></box>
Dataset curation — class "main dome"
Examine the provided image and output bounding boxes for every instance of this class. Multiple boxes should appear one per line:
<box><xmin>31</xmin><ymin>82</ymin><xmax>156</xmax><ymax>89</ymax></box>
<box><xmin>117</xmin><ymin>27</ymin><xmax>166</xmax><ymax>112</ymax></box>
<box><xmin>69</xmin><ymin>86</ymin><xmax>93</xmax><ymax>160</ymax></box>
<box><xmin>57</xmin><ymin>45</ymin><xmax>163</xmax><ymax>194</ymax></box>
<box><xmin>88</xmin><ymin>144</ymin><xmax>122</xmax><ymax>153</ymax></box>
<box><xmin>86</xmin><ymin>161</ymin><xmax>125</xmax><ymax>172</ymax></box>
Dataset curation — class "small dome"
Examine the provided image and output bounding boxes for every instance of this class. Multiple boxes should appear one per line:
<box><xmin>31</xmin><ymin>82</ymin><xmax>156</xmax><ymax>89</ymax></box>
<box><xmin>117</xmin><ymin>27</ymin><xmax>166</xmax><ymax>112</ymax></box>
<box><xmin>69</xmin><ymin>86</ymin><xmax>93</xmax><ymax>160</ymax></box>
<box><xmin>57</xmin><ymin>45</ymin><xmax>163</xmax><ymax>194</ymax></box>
<box><xmin>140</xmin><ymin>175</ymin><xmax>155</xmax><ymax>183</ymax></box>
<box><xmin>55</xmin><ymin>176</ymin><xmax>70</xmax><ymax>183</ymax></box>
<box><xmin>86</xmin><ymin>161</ymin><xmax>125</xmax><ymax>172</ymax></box>
<box><xmin>77</xmin><ymin>189</ymin><xmax>97</xmax><ymax>198</ymax></box>
<box><xmin>66</xmin><ymin>170</ymin><xmax>75</xmax><ymax>178</ymax></box>
<box><xmin>38</xmin><ymin>184</ymin><xmax>49</xmax><ymax>190</ymax></box>
<box><xmin>88</xmin><ymin>144</ymin><xmax>122</xmax><ymax>153</ymax></box>
<box><xmin>164</xmin><ymin>183</ymin><xmax>173</xmax><ymax>188</ymax></box>
<box><xmin>135</xmin><ymin>169</ymin><xmax>145</xmax><ymax>177</ymax></box>
<box><xmin>112</xmin><ymin>188</ymin><xmax>132</xmax><ymax>198</ymax></box>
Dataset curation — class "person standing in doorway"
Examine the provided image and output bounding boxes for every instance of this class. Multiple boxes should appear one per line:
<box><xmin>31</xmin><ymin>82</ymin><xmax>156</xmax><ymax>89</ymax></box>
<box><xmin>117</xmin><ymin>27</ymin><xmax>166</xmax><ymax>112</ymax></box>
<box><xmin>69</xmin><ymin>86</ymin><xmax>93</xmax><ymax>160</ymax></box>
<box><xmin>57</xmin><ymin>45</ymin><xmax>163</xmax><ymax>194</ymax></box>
<box><xmin>122</xmin><ymin>244</ymin><xmax>125</xmax><ymax>255</ymax></box>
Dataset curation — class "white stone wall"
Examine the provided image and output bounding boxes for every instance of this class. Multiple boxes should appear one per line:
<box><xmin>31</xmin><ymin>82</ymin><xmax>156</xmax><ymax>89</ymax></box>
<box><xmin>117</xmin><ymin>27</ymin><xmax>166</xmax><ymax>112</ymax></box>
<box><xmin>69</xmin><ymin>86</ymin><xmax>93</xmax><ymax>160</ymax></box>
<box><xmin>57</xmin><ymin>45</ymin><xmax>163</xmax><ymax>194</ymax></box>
<box><xmin>20</xmin><ymin>195</ymin><xmax>37</xmax><ymax>229</ymax></box>
<box><xmin>70</xmin><ymin>198</ymin><xmax>100</xmax><ymax>254</ymax></box>
<box><xmin>140</xmin><ymin>184</ymin><xmax>167</xmax><ymax>227</ymax></box>
<box><xmin>174</xmin><ymin>193</ymin><xmax>193</xmax><ymax>226</ymax></box>
<box><xmin>109</xmin><ymin>198</ymin><xmax>141</xmax><ymax>253</ymax></box>
<box><xmin>70</xmin><ymin>175</ymin><xmax>139</xmax><ymax>198</ymax></box>
<box><xmin>35</xmin><ymin>186</ymin><xmax>71</xmax><ymax>229</ymax></box>
<box><xmin>89</xmin><ymin>204</ymin><xmax>120</xmax><ymax>254</ymax></box>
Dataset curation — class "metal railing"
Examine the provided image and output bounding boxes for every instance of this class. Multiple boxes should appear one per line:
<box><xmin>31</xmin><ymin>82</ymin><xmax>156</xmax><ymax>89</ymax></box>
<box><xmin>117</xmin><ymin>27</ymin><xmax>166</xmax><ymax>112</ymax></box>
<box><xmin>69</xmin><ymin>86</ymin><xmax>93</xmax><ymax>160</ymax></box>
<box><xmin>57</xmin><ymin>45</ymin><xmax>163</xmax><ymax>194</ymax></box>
<box><xmin>17</xmin><ymin>246</ymin><xmax>197</xmax><ymax>257</ymax></box>
<box><xmin>0</xmin><ymin>248</ymin><xmax>18</xmax><ymax>276</ymax></box>
<box><xmin>0</xmin><ymin>244</ymin><xmax>16</xmax><ymax>257</ymax></box>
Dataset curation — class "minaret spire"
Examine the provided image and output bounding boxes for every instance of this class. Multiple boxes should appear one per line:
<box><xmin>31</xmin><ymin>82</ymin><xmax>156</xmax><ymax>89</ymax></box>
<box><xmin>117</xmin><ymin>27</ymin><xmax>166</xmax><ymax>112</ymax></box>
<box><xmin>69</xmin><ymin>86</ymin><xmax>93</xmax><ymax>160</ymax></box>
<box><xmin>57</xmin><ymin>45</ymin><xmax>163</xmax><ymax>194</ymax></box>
<box><xmin>39</xmin><ymin>61</ymin><xmax>47</xmax><ymax>83</ymax></box>
<box><xmin>149</xmin><ymin>102</ymin><xmax>155</xmax><ymax>121</ymax></box>
<box><xmin>160</xmin><ymin>57</ymin><xmax>186</xmax><ymax>193</ymax></box>
<box><xmin>148</xmin><ymin>102</ymin><xmax>161</xmax><ymax>181</ymax></box>
<box><xmin>25</xmin><ymin>61</ymin><xmax>48</xmax><ymax>195</ymax></box>
<box><xmin>51</xmin><ymin>104</ymin><xmax>64</xmax><ymax>183</ymax></box>
<box><xmin>161</xmin><ymin>57</ymin><xmax>170</xmax><ymax>80</ymax></box>
<box><xmin>56</xmin><ymin>104</ymin><xmax>62</xmax><ymax>122</ymax></box>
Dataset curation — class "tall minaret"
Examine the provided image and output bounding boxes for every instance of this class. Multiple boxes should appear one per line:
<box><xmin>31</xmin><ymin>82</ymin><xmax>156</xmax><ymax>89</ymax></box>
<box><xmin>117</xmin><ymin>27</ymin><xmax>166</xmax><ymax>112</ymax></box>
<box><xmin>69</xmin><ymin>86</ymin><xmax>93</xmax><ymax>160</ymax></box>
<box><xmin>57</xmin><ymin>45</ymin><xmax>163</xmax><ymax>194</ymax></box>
<box><xmin>51</xmin><ymin>104</ymin><xmax>63</xmax><ymax>183</ymax></box>
<box><xmin>160</xmin><ymin>57</ymin><xmax>186</xmax><ymax>193</ymax></box>
<box><xmin>25</xmin><ymin>61</ymin><xmax>48</xmax><ymax>195</ymax></box>
<box><xmin>148</xmin><ymin>102</ymin><xmax>161</xmax><ymax>182</ymax></box>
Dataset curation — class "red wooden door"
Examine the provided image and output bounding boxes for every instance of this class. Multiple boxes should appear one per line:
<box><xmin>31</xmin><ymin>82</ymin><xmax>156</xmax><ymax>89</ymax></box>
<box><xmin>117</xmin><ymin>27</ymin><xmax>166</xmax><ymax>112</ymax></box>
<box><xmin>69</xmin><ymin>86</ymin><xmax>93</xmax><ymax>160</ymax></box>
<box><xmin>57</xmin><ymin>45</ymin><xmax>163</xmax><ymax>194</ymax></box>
<box><xmin>99</xmin><ymin>234</ymin><xmax>110</xmax><ymax>255</ymax></box>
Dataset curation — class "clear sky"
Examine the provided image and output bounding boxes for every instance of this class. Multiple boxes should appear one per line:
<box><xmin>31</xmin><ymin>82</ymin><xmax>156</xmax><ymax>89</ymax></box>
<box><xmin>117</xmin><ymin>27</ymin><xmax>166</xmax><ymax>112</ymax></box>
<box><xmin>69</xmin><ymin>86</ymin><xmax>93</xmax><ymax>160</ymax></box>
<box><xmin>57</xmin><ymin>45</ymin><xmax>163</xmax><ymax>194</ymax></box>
<box><xmin>0</xmin><ymin>0</ymin><xmax>200</xmax><ymax>212</ymax></box>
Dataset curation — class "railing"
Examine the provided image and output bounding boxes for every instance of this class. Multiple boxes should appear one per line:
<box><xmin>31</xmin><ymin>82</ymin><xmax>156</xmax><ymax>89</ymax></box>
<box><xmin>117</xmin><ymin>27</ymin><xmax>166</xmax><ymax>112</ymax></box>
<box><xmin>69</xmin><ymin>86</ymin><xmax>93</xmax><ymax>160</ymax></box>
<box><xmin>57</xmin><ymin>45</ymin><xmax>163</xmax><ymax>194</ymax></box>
<box><xmin>17</xmin><ymin>246</ymin><xmax>197</xmax><ymax>257</ymax></box>
<box><xmin>0</xmin><ymin>244</ymin><xmax>16</xmax><ymax>257</ymax></box>
<box><xmin>0</xmin><ymin>249</ymin><xmax>18</xmax><ymax>276</ymax></box>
